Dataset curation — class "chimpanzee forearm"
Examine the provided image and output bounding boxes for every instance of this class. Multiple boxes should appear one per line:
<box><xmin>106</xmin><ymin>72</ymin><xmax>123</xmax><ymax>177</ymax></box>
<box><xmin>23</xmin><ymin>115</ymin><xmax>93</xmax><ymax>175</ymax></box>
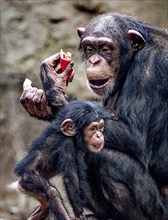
<box><xmin>104</xmin><ymin>120</ymin><xmax>147</xmax><ymax>166</ymax></box>
<box><xmin>57</xmin><ymin>142</ymin><xmax>87</xmax><ymax>218</ymax></box>
<box><xmin>64</xmin><ymin>173</ymin><xmax>84</xmax><ymax>218</ymax></box>
<box><xmin>40</xmin><ymin>62</ymin><xmax>70</xmax><ymax>113</ymax></box>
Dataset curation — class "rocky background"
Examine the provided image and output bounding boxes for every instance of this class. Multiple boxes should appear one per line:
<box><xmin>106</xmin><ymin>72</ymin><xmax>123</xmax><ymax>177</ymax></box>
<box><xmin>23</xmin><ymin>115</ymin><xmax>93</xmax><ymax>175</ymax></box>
<box><xmin>0</xmin><ymin>0</ymin><xmax>167</xmax><ymax>219</ymax></box>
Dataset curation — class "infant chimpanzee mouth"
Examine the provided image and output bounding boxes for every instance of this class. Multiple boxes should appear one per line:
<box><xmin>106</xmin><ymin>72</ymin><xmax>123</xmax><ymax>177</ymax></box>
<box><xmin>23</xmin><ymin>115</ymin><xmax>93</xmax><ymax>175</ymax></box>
<box><xmin>89</xmin><ymin>78</ymin><xmax>109</xmax><ymax>89</ymax></box>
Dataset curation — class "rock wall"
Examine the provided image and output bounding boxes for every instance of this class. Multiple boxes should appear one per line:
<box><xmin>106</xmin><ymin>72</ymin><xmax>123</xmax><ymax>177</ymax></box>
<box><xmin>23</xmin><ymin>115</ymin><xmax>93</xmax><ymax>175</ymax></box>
<box><xmin>0</xmin><ymin>0</ymin><xmax>167</xmax><ymax>219</ymax></box>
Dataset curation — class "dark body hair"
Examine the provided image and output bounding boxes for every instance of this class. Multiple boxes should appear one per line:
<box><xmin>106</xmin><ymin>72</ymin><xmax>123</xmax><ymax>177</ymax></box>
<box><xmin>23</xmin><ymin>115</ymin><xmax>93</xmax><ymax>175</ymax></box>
<box><xmin>18</xmin><ymin>12</ymin><xmax>168</xmax><ymax>220</ymax></box>
<box><xmin>77</xmin><ymin>13</ymin><xmax>168</xmax><ymax>219</ymax></box>
<box><xmin>80</xmin><ymin>12</ymin><xmax>168</xmax><ymax>180</ymax></box>
<box><xmin>14</xmin><ymin>100</ymin><xmax>110</xmax><ymax>219</ymax></box>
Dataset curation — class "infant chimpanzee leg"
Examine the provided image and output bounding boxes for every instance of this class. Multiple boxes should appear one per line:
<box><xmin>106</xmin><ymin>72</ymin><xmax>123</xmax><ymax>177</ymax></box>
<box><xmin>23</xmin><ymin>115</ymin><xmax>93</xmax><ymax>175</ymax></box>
<box><xmin>18</xmin><ymin>171</ymin><xmax>70</xmax><ymax>220</ymax></box>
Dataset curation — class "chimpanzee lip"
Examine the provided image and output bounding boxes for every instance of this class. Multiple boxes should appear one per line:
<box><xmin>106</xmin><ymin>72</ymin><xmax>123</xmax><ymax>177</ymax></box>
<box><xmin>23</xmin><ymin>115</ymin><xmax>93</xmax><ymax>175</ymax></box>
<box><xmin>89</xmin><ymin>78</ymin><xmax>110</xmax><ymax>89</ymax></box>
<box><xmin>90</xmin><ymin>144</ymin><xmax>104</xmax><ymax>152</ymax></box>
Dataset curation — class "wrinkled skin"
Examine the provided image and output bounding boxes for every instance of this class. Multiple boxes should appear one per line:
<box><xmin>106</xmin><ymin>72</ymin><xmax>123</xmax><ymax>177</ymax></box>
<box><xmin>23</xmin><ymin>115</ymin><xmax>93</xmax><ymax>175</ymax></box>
<box><xmin>81</xmin><ymin>36</ymin><xmax>120</xmax><ymax>96</ymax></box>
<box><xmin>20</xmin><ymin>87</ymin><xmax>52</xmax><ymax>119</ymax></box>
<box><xmin>20</xmin><ymin>53</ymin><xmax>74</xmax><ymax>119</ymax></box>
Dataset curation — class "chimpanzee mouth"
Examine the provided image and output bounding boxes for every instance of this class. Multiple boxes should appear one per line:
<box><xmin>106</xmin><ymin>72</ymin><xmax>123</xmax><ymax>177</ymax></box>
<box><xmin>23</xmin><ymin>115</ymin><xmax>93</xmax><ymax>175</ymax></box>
<box><xmin>89</xmin><ymin>78</ymin><xmax>110</xmax><ymax>89</ymax></box>
<box><xmin>90</xmin><ymin>143</ymin><xmax>104</xmax><ymax>152</ymax></box>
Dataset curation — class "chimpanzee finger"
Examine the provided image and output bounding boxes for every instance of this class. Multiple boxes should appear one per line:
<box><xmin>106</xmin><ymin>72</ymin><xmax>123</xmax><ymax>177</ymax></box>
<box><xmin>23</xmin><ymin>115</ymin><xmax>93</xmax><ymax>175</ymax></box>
<box><xmin>49</xmin><ymin>62</ymin><xmax>74</xmax><ymax>87</ymax></box>
<box><xmin>40</xmin><ymin>53</ymin><xmax>60</xmax><ymax>84</ymax></box>
<box><xmin>24</xmin><ymin>88</ymin><xmax>39</xmax><ymax>116</ymax></box>
<box><xmin>32</xmin><ymin>89</ymin><xmax>52</xmax><ymax>118</ymax></box>
<box><xmin>41</xmin><ymin>53</ymin><xmax>60</xmax><ymax>68</ymax></box>
<box><xmin>20</xmin><ymin>89</ymin><xmax>29</xmax><ymax>106</ymax></box>
<box><xmin>40</xmin><ymin>53</ymin><xmax>61</xmax><ymax>80</ymax></box>
<box><xmin>68</xmin><ymin>69</ymin><xmax>75</xmax><ymax>83</ymax></box>
<box><xmin>20</xmin><ymin>94</ymin><xmax>30</xmax><ymax>114</ymax></box>
<box><xmin>40</xmin><ymin>93</ymin><xmax>53</xmax><ymax>118</ymax></box>
<box><xmin>62</xmin><ymin>62</ymin><xmax>74</xmax><ymax>85</ymax></box>
<box><xmin>20</xmin><ymin>88</ymin><xmax>37</xmax><ymax>115</ymax></box>
<box><xmin>63</xmin><ymin>62</ymin><xmax>74</xmax><ymax>76</ymax></box>
<box><xmin>32</xmin><ymin>89</ymin><xmax>45</xmax><ymax>117</ymax></box>
<box><xmin>40</xmin><ymin>61</ymin><xmax>61</xmax><ymax>88</ymax></box>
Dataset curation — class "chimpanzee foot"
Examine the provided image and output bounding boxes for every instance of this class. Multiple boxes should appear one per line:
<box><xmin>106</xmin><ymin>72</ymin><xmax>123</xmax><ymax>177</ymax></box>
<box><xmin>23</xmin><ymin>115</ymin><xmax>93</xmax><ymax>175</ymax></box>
<box><xmin>28</xmin><ymin>204</ymin><xmax>49</xmax><ymax>220</ymax></box>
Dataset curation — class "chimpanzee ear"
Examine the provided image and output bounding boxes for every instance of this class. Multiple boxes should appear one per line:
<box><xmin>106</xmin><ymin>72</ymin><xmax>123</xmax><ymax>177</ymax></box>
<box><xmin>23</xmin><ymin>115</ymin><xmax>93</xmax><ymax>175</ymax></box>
<box><xmin>127</xmin><ymin>30</ymin><xmax>146</xmax><ymax>50</ymax></box>
<box><xmin>77</xmin><ymin>27</ymin><xmax>86</xmax><ymax>38</ymax></box>
<box><xmin>61</xmin><ymin>119</ymin><xmax>76</xmax><ymax>136</ymax></box>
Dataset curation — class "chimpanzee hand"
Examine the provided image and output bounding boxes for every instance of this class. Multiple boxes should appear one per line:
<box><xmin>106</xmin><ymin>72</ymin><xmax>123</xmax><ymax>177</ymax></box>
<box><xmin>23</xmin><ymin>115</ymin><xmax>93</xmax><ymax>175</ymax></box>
<box><xmin>40</xmin><ymin>53</ymin><xmax>74</xmax><ymax>94</ymax></box>
<box><xmin>20</xmin><ymin>87</ymin><xmax>53</xmax><ymax>120</ymax></box>
<box><xmin>40</xmin><ymin>52</ymin><xmax>74</xmax><ymax>111</ymax></box>
<box><xmin>20</xmin><ymin>52</ymin><xmax>74</xmax><ymax>120</ymax></box>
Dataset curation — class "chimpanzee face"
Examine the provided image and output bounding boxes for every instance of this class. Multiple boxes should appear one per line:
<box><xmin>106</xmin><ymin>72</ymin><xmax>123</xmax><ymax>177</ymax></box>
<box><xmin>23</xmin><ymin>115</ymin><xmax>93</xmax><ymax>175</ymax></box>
<box><xmin>83</xmin><ymin>119</ymin><xmax>105</xmax><ymax>152</ymax></box>
<box><xmin>61</xmin><ymin>117</ymin><xmax>105</xmax><ymax>152</ymax></box>
<box><xmin>81</xmin><ymin>36</ymin><xmax>120</xmax><ymax>97</ymax></box>
<box><xmin>77</xmin><ymin>14</ymin><xmax>146</xmax><ymax>97</ymax></box>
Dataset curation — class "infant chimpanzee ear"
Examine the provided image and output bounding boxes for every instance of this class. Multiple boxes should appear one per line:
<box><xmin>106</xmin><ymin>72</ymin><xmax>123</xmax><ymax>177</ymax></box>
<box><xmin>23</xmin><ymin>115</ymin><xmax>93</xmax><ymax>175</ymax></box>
<box><xmin>127</xmin><ymin>30</ymin><xmax>146</xmax><ymax>50</ymax></box>
<box><xmin>61</xmin><ymin>119</ymin><xmax>77</xmax><ymax>136</ymax></box>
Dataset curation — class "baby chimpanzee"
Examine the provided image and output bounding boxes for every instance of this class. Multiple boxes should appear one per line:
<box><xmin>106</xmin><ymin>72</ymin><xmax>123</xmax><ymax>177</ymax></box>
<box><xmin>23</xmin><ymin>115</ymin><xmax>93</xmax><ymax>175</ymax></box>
<box><xmin>14</xmin><ymin>100</ymin><xmax>110</xmax><ymax>220</ymax></box>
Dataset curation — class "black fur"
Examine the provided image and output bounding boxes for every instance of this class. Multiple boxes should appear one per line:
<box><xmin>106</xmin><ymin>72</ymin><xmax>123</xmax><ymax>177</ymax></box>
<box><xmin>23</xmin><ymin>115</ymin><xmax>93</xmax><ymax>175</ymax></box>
<box><xmin>18</xmin><ymin>13</ymin><xmax>168</xmax><ymax>220</ymax></box>
<box><xmin>14</xmin><ymin>100</ymin><xmax>110</xmax><ymax>219</ymax></box>
<box><xmin>78</xmin><ymin>13</ymin><xmax>168</xmax><ymax>219</ymax></box>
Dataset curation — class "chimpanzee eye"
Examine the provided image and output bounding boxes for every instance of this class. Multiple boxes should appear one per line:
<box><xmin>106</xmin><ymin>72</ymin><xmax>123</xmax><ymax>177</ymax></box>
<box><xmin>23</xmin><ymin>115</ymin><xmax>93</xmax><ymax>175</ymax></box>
<box><xmin>99</xmin><ymin>125</ymin><xmax>104</xmax><ymax>131</ymax></box>
<box><xmin>90</xmin><ymin>126</ymin><xmax>97</xmax><ymax>132</ymax></box>
<box><xmin>86</xmin><ymin>45</ymin><xmax>94</xmax><ymax>53</ymax></box>
<box><xmin>101</xmin><ymin>46</ymin><xmax>111</xmax><ymax>53</ymax></box>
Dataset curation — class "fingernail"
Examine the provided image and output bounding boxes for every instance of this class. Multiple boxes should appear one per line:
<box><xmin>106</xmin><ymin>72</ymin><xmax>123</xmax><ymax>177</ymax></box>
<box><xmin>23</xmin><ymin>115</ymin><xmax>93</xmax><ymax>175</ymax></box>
<box><xmin>56</xmin><ymin>68</ymin><xmax>62</xmax><ymax>74</ymax></box>
<box><xmin>69</xmin><ymin>62</ymin><xmax>74</xmax><ymax>67</ymax></box>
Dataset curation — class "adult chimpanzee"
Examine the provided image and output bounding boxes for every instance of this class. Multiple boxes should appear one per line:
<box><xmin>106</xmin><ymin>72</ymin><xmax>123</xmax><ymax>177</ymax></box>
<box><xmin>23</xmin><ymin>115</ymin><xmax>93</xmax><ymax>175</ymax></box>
<box><xmin>19</xmin><ymin>13</ymin><xmax>168</xmax><ymax>219</ymax></box>
<box><xmin>14</xmin><ymin>100</ymin><xmax>109</xmax><ymax>220</ymax></box>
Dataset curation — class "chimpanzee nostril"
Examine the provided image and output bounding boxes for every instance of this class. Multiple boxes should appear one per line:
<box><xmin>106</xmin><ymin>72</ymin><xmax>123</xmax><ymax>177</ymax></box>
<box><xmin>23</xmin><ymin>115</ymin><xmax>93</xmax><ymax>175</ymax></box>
<box><xmin>89</xmin><ymin>54</ymin><xmax>101</xmax><ymax>65</ymax></box>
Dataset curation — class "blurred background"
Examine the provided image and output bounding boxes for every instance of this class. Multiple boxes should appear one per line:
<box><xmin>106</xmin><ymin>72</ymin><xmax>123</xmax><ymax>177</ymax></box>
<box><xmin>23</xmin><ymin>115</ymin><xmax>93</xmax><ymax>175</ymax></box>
<box><xmin>0</xmin><ymin>0</ymin><xmax>167</xmax><ymax>219</ymax></box>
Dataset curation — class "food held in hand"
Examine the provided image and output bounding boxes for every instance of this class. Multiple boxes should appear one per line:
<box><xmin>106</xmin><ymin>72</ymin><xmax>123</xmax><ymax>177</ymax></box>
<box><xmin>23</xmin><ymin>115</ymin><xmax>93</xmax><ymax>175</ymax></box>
<box><xmin>60</xmin><ymin>49</ymin><xmax>73</xmax><ymax>82</ymax></box>
<box><xmin>23</xmin><ymin>78</ymin><xmax>32</xmax><ymax>90</ymax></box>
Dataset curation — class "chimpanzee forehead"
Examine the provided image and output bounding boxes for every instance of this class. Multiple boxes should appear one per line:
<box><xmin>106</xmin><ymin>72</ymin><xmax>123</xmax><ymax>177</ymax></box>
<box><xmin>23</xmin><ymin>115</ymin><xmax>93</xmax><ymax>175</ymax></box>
<box><xmin>82</xmin><ymin>15</ymin><xmax>120</xmax><ymax>42</ymax></box>
<box><xmin>82</xmin><ymin>36</ymin><xmax>112</xmax><ymax>45</ymax></box>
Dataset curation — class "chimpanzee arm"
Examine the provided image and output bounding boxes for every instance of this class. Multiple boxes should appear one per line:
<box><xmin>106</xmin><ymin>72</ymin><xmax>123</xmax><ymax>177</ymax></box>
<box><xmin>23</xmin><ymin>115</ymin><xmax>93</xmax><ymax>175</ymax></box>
<box><xmin>56</xmin><ymin>140</ymin><xmax>86</xmax><ymax>218</ymax></box>
<box><xmin>20</xmin><ymin>53</ymin><xmax>74</xmax><ymax>121</ymax></box>
<box><xmin>40</xmin><ymin>54</ymin><xmax>74</xmax><ymax>112</ymax></box>
<box><xmin>63</xmin><ymin>171</ymin><xmax>84</xmax><ymax>218</ymax></box>
<box><xmin>63</xmin><ymin>149</ymin><xmax>93</xmax><ymax>218</ymax></box>
<box><xmin>104</xmin><ymin>120</ymin><xmax>147</xmax><ymax>166</ymax></box>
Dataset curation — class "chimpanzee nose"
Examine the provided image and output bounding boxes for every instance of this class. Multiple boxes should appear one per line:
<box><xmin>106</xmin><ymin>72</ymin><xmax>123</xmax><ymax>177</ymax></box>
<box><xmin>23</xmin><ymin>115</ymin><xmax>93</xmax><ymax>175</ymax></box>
<box><xmin>89</xmin><ymin>54</ymin><xmax>101</xmax><ymax>65</ymax></box>
<box><xmin>96</xmin><ymin>132</ymin><xmax>102</xmax><ymax>138</ymax></box>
